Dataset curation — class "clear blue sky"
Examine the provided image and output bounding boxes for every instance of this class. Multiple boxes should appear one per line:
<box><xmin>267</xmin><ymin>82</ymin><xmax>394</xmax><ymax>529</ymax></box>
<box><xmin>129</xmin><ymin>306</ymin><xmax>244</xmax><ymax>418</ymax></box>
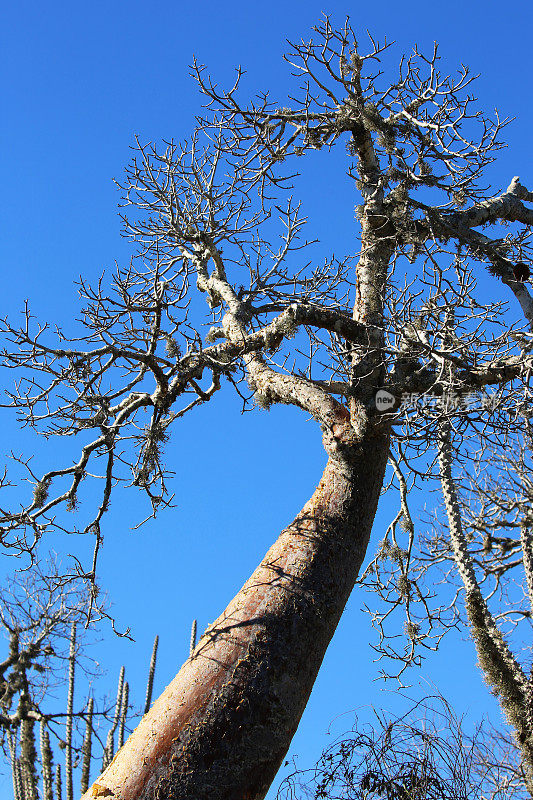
<box><xmin>1</xmin><ymin>0</ymin><xmax>532</xmax><ymax>796</ymax></box>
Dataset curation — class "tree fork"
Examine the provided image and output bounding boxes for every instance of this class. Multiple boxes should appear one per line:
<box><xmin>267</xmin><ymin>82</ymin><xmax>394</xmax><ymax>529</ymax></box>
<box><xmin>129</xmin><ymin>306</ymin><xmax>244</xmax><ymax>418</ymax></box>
<box><xmin>82</xmin><ymin>418</ymin><xmax>389</xmax><ymax>800</ymax></box>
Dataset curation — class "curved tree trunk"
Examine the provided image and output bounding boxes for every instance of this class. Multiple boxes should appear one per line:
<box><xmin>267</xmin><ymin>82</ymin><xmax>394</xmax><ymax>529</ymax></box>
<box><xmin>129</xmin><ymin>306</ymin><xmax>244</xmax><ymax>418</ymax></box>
<box><xmin>83</xmin><ymin>419</ymin><xmax>389</xmax><ymax>800</ymax></box>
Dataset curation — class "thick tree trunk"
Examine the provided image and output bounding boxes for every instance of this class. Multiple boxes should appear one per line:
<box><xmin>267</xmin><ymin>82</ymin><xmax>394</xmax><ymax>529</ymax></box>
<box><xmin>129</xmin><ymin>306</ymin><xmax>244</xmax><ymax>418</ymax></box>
<box><xmin>83</xmin><ymin>421</ymin><xmax>389</xmax><ymax>800</ymax></box>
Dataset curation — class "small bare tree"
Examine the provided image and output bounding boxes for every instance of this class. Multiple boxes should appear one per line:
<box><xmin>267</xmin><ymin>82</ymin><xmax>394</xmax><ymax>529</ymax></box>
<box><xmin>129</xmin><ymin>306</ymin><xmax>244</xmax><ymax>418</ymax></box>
<box><xmin>2</xmin><ymin>15</ymin><xmax>533</xmax><ymax>799</ymax></box>
<box><xmin>0</xmin><ymin>563</ymin><xmax>163</xmax><ymax>800</ymax></box>
<box><xmin>278</xmin><ymin>696</ymin><xmax>526</xmax><ymax>800</ymax></box>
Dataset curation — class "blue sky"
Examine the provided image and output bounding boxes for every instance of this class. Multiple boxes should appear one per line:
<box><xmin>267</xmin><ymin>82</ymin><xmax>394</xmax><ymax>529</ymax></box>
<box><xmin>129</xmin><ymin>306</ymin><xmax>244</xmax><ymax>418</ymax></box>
<box><xmin>1</xmin><ymin>0</ymin><xmax>533</xmax><ymax>796</ymax></box>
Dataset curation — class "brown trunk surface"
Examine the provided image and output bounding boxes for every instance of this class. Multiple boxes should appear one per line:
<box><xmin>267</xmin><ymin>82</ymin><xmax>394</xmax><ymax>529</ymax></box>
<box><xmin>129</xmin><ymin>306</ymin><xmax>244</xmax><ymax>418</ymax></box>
<box><xmin>83</xmin><ymin>422</ymin><xmax>389</xmax><ymax>800</ymax></box>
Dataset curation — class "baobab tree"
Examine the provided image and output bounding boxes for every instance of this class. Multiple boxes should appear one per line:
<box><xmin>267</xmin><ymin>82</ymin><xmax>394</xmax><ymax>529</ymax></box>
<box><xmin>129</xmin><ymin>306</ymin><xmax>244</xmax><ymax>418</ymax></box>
<box><xmin>2</xmin><ymin>16</ymin><xmax>533</xmax><ymax>800</ymax></box>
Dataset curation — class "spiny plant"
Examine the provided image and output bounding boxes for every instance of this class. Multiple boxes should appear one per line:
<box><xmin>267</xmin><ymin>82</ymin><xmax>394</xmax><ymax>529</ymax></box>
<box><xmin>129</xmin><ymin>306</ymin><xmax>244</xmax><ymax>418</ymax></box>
<box><xmin>3</xmin><ymin>620</ymin><xmax>197</xmax><ymax>799</ymax></box>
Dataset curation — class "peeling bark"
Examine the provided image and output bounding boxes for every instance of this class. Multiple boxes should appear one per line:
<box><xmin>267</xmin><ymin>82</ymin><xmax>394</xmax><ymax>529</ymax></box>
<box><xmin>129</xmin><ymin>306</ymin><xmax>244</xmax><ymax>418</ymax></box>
<box><xmin>82</xmin><ymin>420</ymin><xmax>389</xmax><ymax>800</ymax></box>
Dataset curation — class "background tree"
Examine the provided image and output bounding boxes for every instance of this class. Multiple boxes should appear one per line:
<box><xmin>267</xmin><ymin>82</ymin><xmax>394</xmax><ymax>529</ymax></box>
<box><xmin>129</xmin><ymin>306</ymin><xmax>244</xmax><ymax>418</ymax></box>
<box><xmin>278</xmin><ymin>695</ymin><xmax>526</xmax><ymax>800</ymax></box>
<box><xmin>2</xmin><ymin>16</ymin><xmax>533</xmax><ymax>800</ymax></box>
<box><xmin>0</xmin><ymin>561</ymin><xmax>168</xmax><ymax>799</ymax></box>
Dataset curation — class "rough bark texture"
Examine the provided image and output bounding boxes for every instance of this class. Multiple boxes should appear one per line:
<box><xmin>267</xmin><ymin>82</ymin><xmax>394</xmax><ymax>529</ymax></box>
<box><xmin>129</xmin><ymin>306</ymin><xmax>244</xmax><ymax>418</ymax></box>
<box><xmin>82</xmin><ymin>419</ymin><xmax>389</xmax><ymax>800</ymax></box>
